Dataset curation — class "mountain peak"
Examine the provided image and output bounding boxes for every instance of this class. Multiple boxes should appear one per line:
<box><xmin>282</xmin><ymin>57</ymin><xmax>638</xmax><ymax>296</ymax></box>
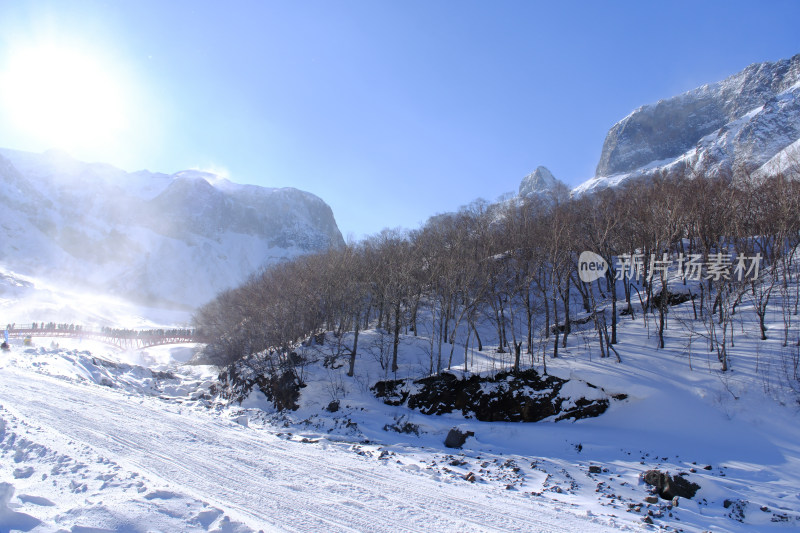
<box><xmin>576</xmin><ymin>53</ymin><xmax>800</xmax><ymax>195</ymax></box>
<box><xmin>519</xmin><ymin>166</ymin><xmax>564</xmax><ymax>197</ymax></box>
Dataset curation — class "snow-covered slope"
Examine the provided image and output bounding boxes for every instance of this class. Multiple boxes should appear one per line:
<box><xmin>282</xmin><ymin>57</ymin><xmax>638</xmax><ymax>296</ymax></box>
<box><xmin>575</xmin><ymin>54</ymin><xmax>800</xmax><ymax>194</ymax></box>
<box><xmin>0</xmin><ymin>148</ymin><xmax>344</xmax><ymax>310</ymax></box>
<box><xmin>2</xmin><ymin>262</ymin><xmax>800</xmax><ymax>531</ymax></box>
<box><xmin>0</xmin><ymin>339</ymin><xmax>621</xmax><ymax>532</ymax></box>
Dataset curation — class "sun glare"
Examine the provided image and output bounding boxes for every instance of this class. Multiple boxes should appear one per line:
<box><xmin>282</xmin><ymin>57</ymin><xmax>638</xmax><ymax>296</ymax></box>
<box><xmin>0</xmin><ymin>44</ymin><xmax>130</xmax><ymax>154</ymax></box>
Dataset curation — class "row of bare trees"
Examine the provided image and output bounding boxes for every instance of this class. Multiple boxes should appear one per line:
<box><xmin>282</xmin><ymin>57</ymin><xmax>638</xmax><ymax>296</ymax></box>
<box><xmin>195</xmin><ymin>173</ymin><xmax>800</xmax><ymax>376</ymax></box>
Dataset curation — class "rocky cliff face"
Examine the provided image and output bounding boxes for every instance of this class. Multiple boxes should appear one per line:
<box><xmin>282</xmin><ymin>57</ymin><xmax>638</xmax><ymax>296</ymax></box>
<box><xmin>519</xmin><ymin>166</ymin><xmax>556</xmax><ymax>196</ymax></box>
<box><xmin>577</xmin><ymin>54</ymin><xmax>800</xmax><ymax>194</ymax></box>
<box><xmin>517</xmin><ymin>166</ymin><xmax>569</xmax><ymax>200</ymax></box>
<box><xmin>0</xmin><ymin>149</ymin><xmax>344</xmax><ymax>309</ymax></box>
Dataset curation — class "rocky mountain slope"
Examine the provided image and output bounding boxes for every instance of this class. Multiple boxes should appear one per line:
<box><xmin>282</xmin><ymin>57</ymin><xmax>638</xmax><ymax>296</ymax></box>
<box><xmin>0</xmin><ymin>148</ymin><xmax>344</xmax><ymax>310</ymax></box>
<box><xmin>506</xmin><ymin>166</ymin><xmax>569</xmax><ymax>206</ymax></box>
<box><xmin>518</xmin><ymin>166</ymin><xmax>568</xmax><ymax>198</ymax></box>
<box><xmin>575</xmin><ymin>53</ymin><xmax>800</xmax><ymax>194</ymax></box>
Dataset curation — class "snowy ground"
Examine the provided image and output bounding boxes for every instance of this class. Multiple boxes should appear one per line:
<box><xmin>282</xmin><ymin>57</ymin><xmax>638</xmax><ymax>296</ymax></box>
<box><xmin>1</xmin><ymin>283</ymin><xmax>800</xmax><ymax>531</ymax></box>
<box><xmin>0</xmin><ymin>339</ymin><xmax>623</xmax><ymax>532</ymax></box>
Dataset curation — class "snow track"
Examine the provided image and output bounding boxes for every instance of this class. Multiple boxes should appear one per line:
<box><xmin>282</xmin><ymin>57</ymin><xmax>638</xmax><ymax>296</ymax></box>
<box><xmin>0</xmin><ymin>367</ymin><xmax>616</xmax><ymax>532</ymax></box>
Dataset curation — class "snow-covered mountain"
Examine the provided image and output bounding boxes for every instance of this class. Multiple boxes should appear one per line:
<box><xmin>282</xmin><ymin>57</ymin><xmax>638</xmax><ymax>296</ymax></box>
<box><xmin>518</xmin><ymin>166</ymin><xmax>567</xmax><ymax>198</ymax></box>
<box><xmin>575</xmin><ymin>53</ymin><xmax>800</xmax><ymax>194</ymax></box>
<box><xmin>0</xmin><ymin>148</ymin><xmax>344</xmax><ymax>309</ymax></box>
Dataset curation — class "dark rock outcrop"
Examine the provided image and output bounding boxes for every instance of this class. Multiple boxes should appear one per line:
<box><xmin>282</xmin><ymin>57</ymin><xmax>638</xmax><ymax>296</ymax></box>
<box><xmin>373</xmin><ymin>369</ymin><xmax>625</xmax><ymax>423</ymax></box>
<box><xmin>650</xmin><ymin>289</ymin><xmax>694</xmax><ymax>308</ymax></box>
<box><xmin>444</xmin><ymin>428</ymin><xmax>474</xmax><ymax>448</ymax></box>
<box><xmin>643</xmin><ymin>469</ymin><xmax>701</xmax><ymax>500</ymax></box>
<box><xmin>214</xmin><ymin>358</ymin><xmax>301</xmax><ymax>411</ymax></box>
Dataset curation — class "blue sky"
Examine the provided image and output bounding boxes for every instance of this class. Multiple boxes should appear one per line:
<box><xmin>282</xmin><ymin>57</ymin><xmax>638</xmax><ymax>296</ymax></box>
<box><xmin>0</xmin><ymin>1</ymin><xmax>799</xmax><ymax>240</ymax></box>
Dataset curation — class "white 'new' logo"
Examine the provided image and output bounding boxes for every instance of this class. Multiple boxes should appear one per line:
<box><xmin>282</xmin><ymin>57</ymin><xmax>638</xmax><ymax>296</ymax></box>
<box><xmin>578</xmin><ymin>251</ymin><xmax>607</xmax><ymax>283</ymax></box>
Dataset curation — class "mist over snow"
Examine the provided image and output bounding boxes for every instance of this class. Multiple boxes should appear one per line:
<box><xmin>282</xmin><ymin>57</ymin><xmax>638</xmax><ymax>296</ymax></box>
<box><xmin>0</xmin><ymin>148</ymin><xmax>344</xmax><ymax>316</ymax></box>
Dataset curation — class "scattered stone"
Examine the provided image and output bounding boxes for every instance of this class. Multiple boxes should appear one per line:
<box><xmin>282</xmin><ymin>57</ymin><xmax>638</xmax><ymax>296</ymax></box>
<box><xmin>723</xmin><ymin>498</ymin><xmax>748</xmax><ymax>522</ymax></box>
<box><xmin>464</xmin><ymin>472</ymin><xmax>476</xmax><ymax>483</ymax></box>
<box><xmin>444</xmin><ymin>428</ymin><xmax>474</xmax><ymax>448</ymax></box>
<box><xmin>643</xmin><ymin>469</ymin><xmax>700</xmax><ymax>500</ymax></box>
<box><xmin>383</xmin><ymin>415</ymin><xmax>420</xmax><ymax>435</ymax></box>
<box><xmin>644</xmin><ymin>495</ymin><xmax>659</xmax><ymax>504</ymax></box>
<box><xmin>13</xmin><ymin>466</ymin><xmax>34</xmax><ymax>479</ymax></box>
<box><xmin>326</xmin><ymin>400</ymin><xmax>339</xmax><ymax>413</ymax></box>
<box><xmin>588</xmin><ymin>465</ymin><xmax>602</xmax><ymax>474</ymax></box>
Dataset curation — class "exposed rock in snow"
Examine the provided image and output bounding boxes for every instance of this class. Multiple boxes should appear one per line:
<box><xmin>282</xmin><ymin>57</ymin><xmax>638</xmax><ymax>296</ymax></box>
<box><xmin>444</xmin><ymin>427</ymin><xmax>474</xmax><ymax>448</ymax></box>
<box><xmin>372</xmin><ymin>369</ymin><xmax>623</xmax><ymax>423</ymax></box>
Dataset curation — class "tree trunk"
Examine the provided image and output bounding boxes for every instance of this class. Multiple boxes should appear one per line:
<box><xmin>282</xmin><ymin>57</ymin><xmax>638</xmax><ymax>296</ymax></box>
<box><xmin>499</xmin><ymin>296</ymin><xmax>508</xmax><ymax>350</ymax></box>
<box><xmin>552</xmin><ymin>288</ymin><xmax>559</xmax><ymax>359</ymax></box>
<box><xmin>464</xmin><ymin>328</ymin><xmax>471</xmax><ymax>372</ymax></box>
<box><xmin>561</xmin><ymin>276</ymin><xmax>570</xmax><ymax>349</ymax></box>
<box><xmin>391</xmin><ymin>301</ymin><xmax>401</xmax><ymax>373</ymax></box>
<box><xmin>525</xmin><ymin>290</ymin><xmax>534</xmax><ymax>354</ymax></box>
<box><xmin>610</xmin><ymin>276</ymin><xmax>618</xmax><ymax>344</ymax></box>
<box><xmin>542</xmin><ymin>286</ymin><xmax>551</xmax><ymax>339</ymax></box>
<box><xmin>471</xmin><ymin>320</ymin><xmax>482</xmax><ymax>351</ymax></box>
<box><xmin>347</xmin><ymin>318</ymin><xmax>360</xmax><ymax>377</ymax></box>
<box><xmin>513</xmin><ymin>341</ymin><xmax>522</xmax><ymax>373</ymax></box>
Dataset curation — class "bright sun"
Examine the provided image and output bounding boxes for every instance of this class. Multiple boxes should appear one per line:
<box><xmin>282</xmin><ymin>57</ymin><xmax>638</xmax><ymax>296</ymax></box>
<box><xmin>0</xmin><ymin>44</ymin><xmax>130</xmax><ymax>153</ymax></box>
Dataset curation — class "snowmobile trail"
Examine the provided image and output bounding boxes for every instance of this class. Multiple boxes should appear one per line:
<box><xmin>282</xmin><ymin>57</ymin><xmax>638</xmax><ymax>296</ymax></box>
<box><xmin>0</xmin><ymin>367</ymin><xmax>617</xmax><ymax>532</ymax></box>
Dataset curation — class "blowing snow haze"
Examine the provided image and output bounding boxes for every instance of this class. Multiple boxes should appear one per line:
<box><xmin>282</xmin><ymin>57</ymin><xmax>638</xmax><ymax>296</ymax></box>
<box><xmin>0</xmin><ymin>148</ymin><xmax>343</xmax><ymax>310</ymax></box>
